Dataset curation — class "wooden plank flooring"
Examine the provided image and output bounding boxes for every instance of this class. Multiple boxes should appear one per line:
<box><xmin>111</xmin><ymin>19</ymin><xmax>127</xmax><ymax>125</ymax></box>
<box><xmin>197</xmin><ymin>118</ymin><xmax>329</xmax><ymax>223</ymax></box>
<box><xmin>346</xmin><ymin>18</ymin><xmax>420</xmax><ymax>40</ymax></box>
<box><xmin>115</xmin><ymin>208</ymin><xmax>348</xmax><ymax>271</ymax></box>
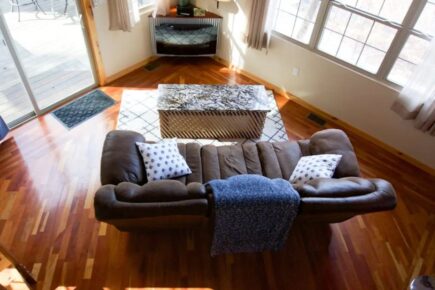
<box><xmin>0</xmin><ymin>57</ymin><xmax>434</xmax><ymax>290</ymax></box>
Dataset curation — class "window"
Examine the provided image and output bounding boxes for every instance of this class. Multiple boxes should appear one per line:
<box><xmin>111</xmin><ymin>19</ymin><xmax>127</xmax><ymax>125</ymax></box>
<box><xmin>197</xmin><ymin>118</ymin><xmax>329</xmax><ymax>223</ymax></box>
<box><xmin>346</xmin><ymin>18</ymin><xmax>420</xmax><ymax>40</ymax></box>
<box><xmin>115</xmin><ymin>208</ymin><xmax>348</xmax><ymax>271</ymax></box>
<box><xmin>273</xmin><ymin>0</ymin><xmax>434</xmax><ymax>88</ymax></box>
<box><xmin>275</xmin><ymin>0</ymin><xmax>322</xmax><ymax>44</ymax></box>
<box><xmin>338</xmin><ymin>0</ymin><xmax>412</xmax><ymax>23</ymax></box>
<box><xmin>388</xmin><ymin>0</ymin><xmax>435</xmax><ymax>86</ymax></box>
<box><xmin>388</xmin><ymin>35</ymin><xmax>431</xmax><ymax>85</ymax></box>
<box><xmin>138</xmin><ymin>0</ymin><xmax>154</xmax><ymax>8</ymax></box>
<box><xmin>317</xmin><ymin>5</ymin><xmax>397</xmax><ymax>73</ymax></box>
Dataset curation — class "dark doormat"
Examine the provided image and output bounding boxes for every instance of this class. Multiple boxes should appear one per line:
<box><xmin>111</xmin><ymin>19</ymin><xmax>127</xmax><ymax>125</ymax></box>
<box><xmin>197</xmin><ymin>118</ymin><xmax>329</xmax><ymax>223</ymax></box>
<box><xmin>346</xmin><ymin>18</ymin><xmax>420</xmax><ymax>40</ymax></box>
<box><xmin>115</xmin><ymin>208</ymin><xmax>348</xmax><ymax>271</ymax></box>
<box><xmin>52</xmin><ymin>90</ymin><xmax>115</xmax><ymax>129</ymax></box>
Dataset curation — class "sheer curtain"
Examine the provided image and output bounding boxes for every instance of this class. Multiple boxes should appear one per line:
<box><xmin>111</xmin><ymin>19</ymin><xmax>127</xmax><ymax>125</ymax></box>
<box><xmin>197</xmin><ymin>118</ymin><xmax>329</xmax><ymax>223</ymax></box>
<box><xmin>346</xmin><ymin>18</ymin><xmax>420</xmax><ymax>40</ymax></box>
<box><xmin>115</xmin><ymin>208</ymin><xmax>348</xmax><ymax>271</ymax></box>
<box><xmin>108</xmin><ymin>0</ymin><xmax>140</xmax><ymax>32</ymax></box>
<box><xmin>247</xmin><ymin>0</ymin><xmax>278</xmax><ymax>50</ymax></box>
<box><xmin>391</xmin><ymin>37</ymin><xmax>435</xmax><ymax>135</ymax></box>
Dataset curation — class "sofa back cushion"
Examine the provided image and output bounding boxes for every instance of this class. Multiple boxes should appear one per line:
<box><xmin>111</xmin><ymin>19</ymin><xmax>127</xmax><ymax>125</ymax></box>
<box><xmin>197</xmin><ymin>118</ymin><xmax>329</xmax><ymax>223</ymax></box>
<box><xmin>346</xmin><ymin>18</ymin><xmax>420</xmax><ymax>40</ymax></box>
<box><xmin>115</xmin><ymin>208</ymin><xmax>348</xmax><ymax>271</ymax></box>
<box><xmin>172</xmin><ymin>143</ymin><xmax>203</xmax><ymax>184</ymax></box>
<box><xmin>100</xmin><ymin>129</ymin><xmax>360</xmax><ymax>186</ymax></box>
<box><xmin>101</xmin><ymin>130</ymin><xmax>147</xmax><ymax>185</ymax></box>
<box><xmin>309</xmin><ymin>129</ymin><xmax>360</xmax><ymax>177</ymax></box>
<box><xmin>200</xmin><ymin>140</ymin><xmax>303</xmax><ymax>182</ymax></box>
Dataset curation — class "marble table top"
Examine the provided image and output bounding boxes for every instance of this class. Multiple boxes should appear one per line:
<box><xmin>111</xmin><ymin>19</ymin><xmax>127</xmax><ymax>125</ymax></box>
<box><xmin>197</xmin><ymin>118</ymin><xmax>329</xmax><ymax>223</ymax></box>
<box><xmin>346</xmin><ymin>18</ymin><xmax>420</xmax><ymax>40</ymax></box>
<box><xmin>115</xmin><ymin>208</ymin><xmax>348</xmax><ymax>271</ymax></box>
<box><xmin>157</xmin><ymin>84</ymin><xmax>271</xmax><ymax>111</ymax></box>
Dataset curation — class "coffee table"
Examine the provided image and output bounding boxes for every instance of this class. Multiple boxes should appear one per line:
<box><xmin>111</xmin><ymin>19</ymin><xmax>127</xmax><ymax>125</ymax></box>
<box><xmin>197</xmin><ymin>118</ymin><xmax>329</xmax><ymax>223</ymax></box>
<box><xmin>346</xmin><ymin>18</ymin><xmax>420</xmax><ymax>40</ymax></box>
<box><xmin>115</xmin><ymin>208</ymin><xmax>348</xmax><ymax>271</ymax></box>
<box><xmin>157</xmin><ymin>84</ymin><xmax>271</xmax><ymax>139</ymax></box>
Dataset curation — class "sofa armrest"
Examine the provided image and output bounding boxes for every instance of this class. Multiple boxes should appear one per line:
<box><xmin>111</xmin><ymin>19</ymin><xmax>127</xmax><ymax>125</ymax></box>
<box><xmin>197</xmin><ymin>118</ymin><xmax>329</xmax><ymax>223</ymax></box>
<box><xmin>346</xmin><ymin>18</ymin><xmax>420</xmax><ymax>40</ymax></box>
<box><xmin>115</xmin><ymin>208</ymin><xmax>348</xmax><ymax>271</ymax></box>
<box><xmin>101</xmin><ymin>130</ymin><xmax>146</xmax><ymax>186</ymax></box>
<box><xmin>297</xmin><ymin>177</ymin><xmax>377</xmax><ymax>198</ymax></box>
<box><xmin>94</xmin><ymin>184</ymin><xmax>209</xmax><ymax>221</ymax></box>
<box><xmin>298</xmin><ymin>178</ymin><xmax>397</xmax><ymax>214</ymax></box>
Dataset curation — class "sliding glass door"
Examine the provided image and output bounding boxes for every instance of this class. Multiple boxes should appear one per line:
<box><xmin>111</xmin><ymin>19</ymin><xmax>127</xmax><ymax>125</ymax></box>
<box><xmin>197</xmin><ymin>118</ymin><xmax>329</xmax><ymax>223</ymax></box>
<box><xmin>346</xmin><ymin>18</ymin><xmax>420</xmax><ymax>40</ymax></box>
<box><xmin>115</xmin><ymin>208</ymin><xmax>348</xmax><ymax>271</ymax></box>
<box><xmin>0</xmin><ymin>22</ymin><xmax>35</xmax><ymax>126</ymax></box>
<box><xmin>0</xmin><ymin>0</ymin><xmax>96</xmax><ymax>127</ymax></box>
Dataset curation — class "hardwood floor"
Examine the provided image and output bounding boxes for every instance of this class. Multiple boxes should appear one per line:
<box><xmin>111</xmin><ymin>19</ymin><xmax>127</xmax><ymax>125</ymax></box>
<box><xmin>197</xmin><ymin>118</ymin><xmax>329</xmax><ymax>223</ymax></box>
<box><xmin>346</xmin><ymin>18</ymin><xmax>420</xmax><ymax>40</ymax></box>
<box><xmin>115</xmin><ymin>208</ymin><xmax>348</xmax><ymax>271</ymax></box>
<box><xmin>0</xmin><ymin>57</ymin><xmax>434</xmax><ymax>290</ymax></box>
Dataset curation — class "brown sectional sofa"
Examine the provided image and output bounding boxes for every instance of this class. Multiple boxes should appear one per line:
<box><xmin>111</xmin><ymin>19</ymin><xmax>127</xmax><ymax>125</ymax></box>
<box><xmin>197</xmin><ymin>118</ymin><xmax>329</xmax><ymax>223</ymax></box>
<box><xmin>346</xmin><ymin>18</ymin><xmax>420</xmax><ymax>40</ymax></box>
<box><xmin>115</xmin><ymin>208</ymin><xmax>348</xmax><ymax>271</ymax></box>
<box><xmin>94</xmin><ymin>129</ymin><xmax>397</xmax><ymax>231</ymax></box>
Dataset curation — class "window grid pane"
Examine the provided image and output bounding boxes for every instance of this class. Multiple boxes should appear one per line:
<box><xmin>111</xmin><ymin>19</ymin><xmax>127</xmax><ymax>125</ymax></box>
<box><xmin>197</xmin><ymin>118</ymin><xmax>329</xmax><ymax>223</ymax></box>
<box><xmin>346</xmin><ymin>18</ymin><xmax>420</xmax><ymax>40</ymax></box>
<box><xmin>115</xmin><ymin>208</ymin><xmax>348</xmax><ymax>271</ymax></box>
<box><xmin>275</xmin><ymin>11</ymin><xmax>297</xmax><ymax>37</ymax></box>
<box><xmin>387</xmin><ymin>0</ymin><xmax>434</xmax><ymax>86</ymax></box>
<box><xmin>274</xmin><ymin>0</ymin><xmax>321</xmax><ymax>44</ymax></box>
<box><xmin>336</xmin><ymin>0</ymin><xmax>412</xmax><ymax>24</ymax></box>
<box><xmin>138</xmin><ymin>0</ymin><xmax>153</xmax><ymax>8</ymax></box>
<box><xmin>387</xmin><ymin>59</ymin><xmax>416</xmax><ymax>86</ymax></box>
<box><xmin>325</xmin><ymin>5</ymin><xmax>351</xmax><ymax>34</ymax></box>
<box><xmin>357</xmin><ymin>46</ymin><xmax>385</xmax><ymax>73</ymax></box>
<box><xmin>387</xmin><ymin>35</ymin><xmax>431</xmax><ymax>85</ymax></box>
<box><xmin>366</xmin><ymin>22</ymin><xmax>397</xmax><ymax>52</ymax></box>
<box><xmin>317</xmin><ymin>5</ymin><xmax>396</xmax><ymax>74</ymax></box>
<box><xmin>336</xmin><ymin>36</ymin><xmax>364</xmax><ymax>64</ymax></box>
<box><xmin>414</xmin><ymin>1</ymin><xmax>435</xmax><ymax>36</ymax></box>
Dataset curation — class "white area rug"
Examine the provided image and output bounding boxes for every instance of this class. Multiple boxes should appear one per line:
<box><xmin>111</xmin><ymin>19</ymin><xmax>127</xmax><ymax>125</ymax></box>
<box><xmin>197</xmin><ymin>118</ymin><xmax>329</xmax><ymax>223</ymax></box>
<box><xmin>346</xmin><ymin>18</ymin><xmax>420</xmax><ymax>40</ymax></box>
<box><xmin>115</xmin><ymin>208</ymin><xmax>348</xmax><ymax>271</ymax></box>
<box><xmin>116</xmin><ymin>89</ymin><xmax>288</xmax><ymax>145</ymax></box>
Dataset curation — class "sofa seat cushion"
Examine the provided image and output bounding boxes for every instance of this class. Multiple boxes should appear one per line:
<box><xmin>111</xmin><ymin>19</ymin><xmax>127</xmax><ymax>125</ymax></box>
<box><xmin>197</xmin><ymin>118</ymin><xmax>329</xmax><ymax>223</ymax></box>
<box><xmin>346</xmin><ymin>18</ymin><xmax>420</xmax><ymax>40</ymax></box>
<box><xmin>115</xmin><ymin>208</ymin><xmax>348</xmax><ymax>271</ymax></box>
<box><xmin>296</xmin><ymin>177</ymin><xmax>376</xmax><ymax>198</ymax></box>
<box><xmin>95</xmin><ymin>184</ymin><xmax>209</xmax><ymax>221</ymax></box>
<box><xmin>115</xmin><ymin>180</ymin><xmax>206</xmax><ymax>202</ymax></box>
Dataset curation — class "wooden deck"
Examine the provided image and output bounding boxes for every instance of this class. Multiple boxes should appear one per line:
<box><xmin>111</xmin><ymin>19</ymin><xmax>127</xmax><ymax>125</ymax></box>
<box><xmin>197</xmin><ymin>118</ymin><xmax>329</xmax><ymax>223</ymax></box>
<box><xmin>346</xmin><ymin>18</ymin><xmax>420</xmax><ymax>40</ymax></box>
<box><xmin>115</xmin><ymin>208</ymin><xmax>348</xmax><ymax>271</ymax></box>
<box><xmin>0</xmin><ymin>0</ymin><xmax>94</xmax><ymax>125</ymax></box>
<box><xmin>0</xmin><ymin>57</ymin><xmax>433</xmax><ymax>290</ymax></box>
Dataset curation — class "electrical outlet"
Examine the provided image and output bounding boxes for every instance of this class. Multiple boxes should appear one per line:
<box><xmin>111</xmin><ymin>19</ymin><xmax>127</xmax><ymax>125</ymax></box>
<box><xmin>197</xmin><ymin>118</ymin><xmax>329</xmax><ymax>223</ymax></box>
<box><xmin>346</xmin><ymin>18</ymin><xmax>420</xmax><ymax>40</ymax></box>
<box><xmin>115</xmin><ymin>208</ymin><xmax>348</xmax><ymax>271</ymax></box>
<box><xmin>292</xmin><ymin>67</ymin><xmax>300</xmax><ymax>77</ymax></box>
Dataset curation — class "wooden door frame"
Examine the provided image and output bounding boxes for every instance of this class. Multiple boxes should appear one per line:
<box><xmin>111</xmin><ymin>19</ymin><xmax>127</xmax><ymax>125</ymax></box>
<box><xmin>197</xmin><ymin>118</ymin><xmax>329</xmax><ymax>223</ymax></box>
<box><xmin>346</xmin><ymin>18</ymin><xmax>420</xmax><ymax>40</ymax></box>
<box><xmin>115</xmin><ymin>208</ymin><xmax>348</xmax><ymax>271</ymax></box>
<box><xmin>78</xmin><ymin>0</ymin><xmax>107</xmax><ymax>86</ymax></box>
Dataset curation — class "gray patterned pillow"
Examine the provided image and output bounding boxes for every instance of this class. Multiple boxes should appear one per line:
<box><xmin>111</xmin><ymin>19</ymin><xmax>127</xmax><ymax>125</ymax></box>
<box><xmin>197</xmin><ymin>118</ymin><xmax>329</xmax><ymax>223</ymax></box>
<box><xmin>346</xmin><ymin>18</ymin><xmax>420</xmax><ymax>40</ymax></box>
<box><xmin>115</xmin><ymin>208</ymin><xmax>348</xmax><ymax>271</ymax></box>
<box><xmin>289</xmin><ymin>154</ymin><xmax>342</xmax><ymax>187</ymax></box>
<box><xmin>136</xmin><ymin>139</ymin><xmax>192</xmax><ymax>181</ymax></box>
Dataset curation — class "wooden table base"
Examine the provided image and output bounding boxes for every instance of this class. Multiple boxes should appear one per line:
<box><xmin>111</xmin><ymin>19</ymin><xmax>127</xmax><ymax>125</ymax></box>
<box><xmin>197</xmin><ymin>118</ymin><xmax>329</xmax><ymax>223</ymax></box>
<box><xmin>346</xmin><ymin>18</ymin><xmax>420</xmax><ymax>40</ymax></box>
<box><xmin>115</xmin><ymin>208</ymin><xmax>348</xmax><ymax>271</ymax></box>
<box><xmin>159</xmin><ymin>110</ymin><xmax>268</xmax><ymax>139</ymax></box>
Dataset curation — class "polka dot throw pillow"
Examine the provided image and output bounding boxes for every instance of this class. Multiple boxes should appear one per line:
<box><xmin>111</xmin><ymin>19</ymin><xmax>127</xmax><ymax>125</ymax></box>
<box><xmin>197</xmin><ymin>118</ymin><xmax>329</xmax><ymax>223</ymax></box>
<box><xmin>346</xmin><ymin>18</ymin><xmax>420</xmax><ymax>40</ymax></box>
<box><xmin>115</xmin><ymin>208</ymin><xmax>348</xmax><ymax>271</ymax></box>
<box><xmin>136</xmin><ymin>139</ymin><xmax>192</xmax><ymax>181</ymax></box>
<box><xmin>289</xmin><ymin>154</ymin><xmax>342</xmax><ymax>187</ymax></box>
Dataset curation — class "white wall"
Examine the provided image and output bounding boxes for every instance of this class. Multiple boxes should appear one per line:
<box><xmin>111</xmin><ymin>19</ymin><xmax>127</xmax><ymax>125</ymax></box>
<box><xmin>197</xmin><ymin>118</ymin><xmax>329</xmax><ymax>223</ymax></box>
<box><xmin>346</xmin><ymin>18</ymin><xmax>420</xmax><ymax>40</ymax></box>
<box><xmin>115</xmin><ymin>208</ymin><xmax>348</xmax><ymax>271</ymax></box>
<box><xmin>93</xmin><ymin>0</ymin><xmax>180</xmax><ymax>77</ymax></box>
<box><xmin>93</xmin><ymin>1</ymin><xmax>166</xmax><ymax>77</ymax></box>
<box><xmin>192</xmin><ymin>0</ymin><xmax>435</xmax><ymax>170</ymax></box>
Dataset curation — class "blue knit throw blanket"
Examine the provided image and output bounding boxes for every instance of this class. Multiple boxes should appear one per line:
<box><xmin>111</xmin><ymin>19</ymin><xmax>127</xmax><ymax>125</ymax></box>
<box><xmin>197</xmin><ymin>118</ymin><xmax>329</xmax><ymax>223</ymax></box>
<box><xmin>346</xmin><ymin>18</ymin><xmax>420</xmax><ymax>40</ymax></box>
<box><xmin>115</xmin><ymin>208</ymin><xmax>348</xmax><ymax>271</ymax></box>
<box><xmin>208</xmin><ymin>175</ymin><xmax>300</xmax><ymax>256</ymax></box>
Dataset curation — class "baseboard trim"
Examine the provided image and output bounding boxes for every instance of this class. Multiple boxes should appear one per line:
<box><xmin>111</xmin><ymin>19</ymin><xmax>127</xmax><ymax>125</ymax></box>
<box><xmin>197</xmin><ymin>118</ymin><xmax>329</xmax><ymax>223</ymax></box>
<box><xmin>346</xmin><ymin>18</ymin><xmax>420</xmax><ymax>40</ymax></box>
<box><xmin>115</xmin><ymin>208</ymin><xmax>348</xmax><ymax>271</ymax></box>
<box><xmin>213</xmin><ymin>56</ymin><xmax>435</xmax><ymax>176</ymax></box>
<box><xmin>106</xmin><ymin>56</ymin><xmax>158</xmax><ymax>84</ymax></box>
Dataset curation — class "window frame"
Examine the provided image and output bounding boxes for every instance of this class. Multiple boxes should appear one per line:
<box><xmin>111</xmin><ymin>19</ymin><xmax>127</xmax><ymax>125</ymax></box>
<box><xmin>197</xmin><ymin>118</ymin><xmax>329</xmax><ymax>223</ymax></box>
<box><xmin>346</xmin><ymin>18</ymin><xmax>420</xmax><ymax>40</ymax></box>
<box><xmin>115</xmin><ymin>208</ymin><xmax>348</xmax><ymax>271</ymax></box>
<box><xmin>138</xmin><ymin>0</ymin><xmax>154</xmax><ymax>12</ymax></box>
<box><xmin>272</xmin><ymin>0</ymin><xmax>433</xmax><ymax>91</ymax></box>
